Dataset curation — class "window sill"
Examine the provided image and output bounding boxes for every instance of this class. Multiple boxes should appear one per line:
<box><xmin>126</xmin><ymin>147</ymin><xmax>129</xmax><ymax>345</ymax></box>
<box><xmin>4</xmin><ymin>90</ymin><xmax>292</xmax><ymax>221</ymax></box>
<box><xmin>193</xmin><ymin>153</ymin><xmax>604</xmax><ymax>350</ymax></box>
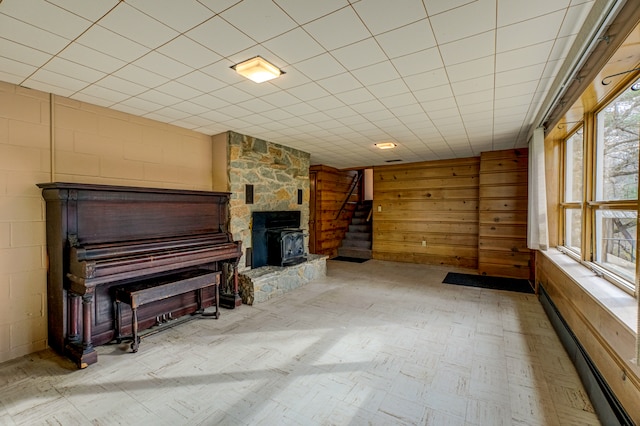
<box><xmin>540</xmin><ymin>248</ymin><xmax>637</xmax><ymax>336</ymax></box>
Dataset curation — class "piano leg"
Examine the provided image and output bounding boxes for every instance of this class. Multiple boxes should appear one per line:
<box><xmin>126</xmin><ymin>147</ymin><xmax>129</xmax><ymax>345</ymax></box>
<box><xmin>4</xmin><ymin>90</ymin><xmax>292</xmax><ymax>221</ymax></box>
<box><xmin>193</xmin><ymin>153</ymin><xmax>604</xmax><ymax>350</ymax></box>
<box><xmin>67</xmin><ymin>293</ymin><xmax>81</xmax><ymax>344</ymax></box>
<box><xmin>65</xmin><ymin>292</ymin><xmax>98</xmax><ymax>368</ymax></box>
<box><xmin>131</xmin><ymin>308</ymin><xmax>140</xmax><ymax>353</ymax></box>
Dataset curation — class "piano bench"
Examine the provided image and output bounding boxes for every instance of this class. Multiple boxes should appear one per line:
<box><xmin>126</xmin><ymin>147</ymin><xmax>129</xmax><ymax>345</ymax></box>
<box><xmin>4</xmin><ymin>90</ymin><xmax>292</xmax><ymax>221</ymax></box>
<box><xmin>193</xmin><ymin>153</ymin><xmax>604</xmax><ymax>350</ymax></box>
<box><xmin>113</xmin><ymin>269</ymin><xmax>220</xmax><ymax>353</ymax></box>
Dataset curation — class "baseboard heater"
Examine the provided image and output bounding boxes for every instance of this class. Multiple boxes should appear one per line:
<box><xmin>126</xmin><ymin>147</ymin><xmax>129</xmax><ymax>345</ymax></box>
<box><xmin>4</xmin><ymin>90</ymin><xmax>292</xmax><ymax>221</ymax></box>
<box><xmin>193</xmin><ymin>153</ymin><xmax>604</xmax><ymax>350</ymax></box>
<box><xmin>539</xmin><ymin>285</ymin><xmax>634</xmax><ymax>426</ymax></box>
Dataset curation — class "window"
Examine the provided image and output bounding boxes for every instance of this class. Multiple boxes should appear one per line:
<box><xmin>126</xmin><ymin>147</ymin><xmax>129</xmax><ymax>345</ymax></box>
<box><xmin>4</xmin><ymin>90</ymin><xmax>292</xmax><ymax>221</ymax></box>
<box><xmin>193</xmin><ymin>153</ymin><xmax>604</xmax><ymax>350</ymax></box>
<box><xmin>563</xmin><ymin>128</ymin><xmax>583</xmax><ymax>255</ymax></box>
<box><xmin>562</xmin><ymin>79</ymin><xmax>639</xmax><ymax>292</ymax></box>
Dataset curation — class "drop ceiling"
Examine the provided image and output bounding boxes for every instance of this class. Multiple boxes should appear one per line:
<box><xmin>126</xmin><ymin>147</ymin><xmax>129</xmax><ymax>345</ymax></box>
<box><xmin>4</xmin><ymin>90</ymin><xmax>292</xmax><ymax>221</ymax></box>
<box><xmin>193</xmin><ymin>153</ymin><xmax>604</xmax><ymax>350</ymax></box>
<box><xmin>0</xmin><ymin>0</ymin><xmax>601</xmax><ymax>168</ymax></box>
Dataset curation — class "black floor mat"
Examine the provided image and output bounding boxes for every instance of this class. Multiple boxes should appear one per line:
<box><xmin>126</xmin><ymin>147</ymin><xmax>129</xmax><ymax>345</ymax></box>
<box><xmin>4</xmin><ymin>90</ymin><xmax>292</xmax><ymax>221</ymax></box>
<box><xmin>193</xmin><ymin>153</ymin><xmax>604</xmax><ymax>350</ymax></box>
<box><xmin>331</xmin><ymin>256</ymin><xmax>369</xmax><ymax>263</ymax></box>
<box><xmin>443</xmin><ymin>272</ymin><xmax>534</xmax><ymax>294</ymax></box>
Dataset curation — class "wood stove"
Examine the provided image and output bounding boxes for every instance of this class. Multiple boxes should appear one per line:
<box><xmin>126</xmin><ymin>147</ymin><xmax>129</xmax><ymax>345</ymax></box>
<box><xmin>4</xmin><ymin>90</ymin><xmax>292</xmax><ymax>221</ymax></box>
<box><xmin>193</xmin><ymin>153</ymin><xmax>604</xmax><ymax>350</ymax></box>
<box><xmin>252</xmin><ymin>211</ymin><xmax>306</xmax><ymax>268</ymax></box>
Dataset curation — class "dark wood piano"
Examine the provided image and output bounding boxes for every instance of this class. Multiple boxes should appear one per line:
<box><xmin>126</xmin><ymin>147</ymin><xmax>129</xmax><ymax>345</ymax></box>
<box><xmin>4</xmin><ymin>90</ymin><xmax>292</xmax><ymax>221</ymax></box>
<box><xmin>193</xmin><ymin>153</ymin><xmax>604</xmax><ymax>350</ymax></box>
<box><xmin>38</xmin><ymin>182</ymin><xmax>242</xmax><ymax>368</ymax></box>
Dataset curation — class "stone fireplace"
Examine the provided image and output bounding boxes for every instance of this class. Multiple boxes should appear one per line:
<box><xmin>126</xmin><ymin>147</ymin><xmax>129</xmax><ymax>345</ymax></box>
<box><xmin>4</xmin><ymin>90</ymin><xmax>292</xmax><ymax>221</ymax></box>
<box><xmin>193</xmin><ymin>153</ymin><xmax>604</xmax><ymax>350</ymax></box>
<box><xmin>212</xmin><ymin>131</ymin><xmax>325</xmax><ymax>304</ymax></box>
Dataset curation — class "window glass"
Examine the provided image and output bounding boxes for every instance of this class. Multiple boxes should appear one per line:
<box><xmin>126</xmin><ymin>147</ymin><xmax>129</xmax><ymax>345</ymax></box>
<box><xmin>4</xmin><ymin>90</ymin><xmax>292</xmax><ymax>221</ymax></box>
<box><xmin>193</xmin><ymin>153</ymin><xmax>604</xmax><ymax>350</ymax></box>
<box><xmin>564</xmin><ymin>209</ymin><xmax>582</xmax><ymax>254</ymax></box>
<box><xmin>595</xmin><ymin>83</ymin><xmax>639</xmax><ymax>201</ymax></box>
<box><xmin>565</xmin><ymin>128</ymin><xmax>583</xmax><ymax>202</ymax></box>
<box><xmin>594</xmin><ymin>210</ymin><xmax>637</xmax><ymax>283</ymax></box>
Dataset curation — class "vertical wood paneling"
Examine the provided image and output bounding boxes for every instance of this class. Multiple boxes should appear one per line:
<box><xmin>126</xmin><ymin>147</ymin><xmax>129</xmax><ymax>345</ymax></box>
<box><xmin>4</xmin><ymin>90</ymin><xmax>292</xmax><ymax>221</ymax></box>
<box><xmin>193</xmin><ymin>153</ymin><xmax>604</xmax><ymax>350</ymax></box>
<box><xmin>372</xmin><ymin>157</ymin><xmax>480</xmax><ymax>268</ymax></box>
<box><xmin>478</xmin><ymin>148</ymin><xmax>531</xmax><ymax>279</ymax></box>
<box><xmin>310</xmin><ymin>165</ymin><xmax>358</xmax><ymax>257</ymax></box>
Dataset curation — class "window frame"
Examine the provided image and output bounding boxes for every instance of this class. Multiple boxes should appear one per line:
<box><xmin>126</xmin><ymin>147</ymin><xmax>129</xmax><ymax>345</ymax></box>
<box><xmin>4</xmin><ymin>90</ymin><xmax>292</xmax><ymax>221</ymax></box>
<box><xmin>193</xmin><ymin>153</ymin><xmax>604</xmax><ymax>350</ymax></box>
<box><xmin>560</xmin><ymin>78</ymin><xmax>640</xmax><ymax>296</ymax></box>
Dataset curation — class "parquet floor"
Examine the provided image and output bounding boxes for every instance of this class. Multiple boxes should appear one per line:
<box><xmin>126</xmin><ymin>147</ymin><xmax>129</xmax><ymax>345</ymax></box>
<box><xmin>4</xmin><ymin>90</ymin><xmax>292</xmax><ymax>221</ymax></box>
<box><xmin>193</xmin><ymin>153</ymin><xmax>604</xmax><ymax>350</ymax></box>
<box><xmin>0</xmin><ymin>260</ymin><xmax>599</xmax><ymax>425</ymax></box>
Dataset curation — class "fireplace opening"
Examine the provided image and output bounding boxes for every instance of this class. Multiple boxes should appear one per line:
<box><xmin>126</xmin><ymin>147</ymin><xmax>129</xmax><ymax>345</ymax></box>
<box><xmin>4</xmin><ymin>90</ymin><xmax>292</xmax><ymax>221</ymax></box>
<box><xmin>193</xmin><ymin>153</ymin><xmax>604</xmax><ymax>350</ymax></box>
<box><xmin>252</xmin><ymin>211</ymin><xmax>306</xmax><ymax>268</ymax></box>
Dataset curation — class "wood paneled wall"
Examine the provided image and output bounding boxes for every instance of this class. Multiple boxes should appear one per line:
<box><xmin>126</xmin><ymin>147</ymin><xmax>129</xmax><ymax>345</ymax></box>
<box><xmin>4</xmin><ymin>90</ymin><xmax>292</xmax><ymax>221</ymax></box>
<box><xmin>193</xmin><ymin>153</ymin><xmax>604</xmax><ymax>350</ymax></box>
<box><xmin>372</xmin><ymin>158</ymin><xmax>480</xmax><ymax>269</ymax></box>
<box><xmin>536</xmin><ymin>252</ymin><xmax>640</xmax><ymax>424</ymax></box>
<box><xmin>478</xmin><ymin>149</ymin><xmax>531</xmax><ymax>279</ymax></box>
<box><xmin>310</xmin><ymin>165</ymin><xmax>358</xmax><ymax>257</ymax></box>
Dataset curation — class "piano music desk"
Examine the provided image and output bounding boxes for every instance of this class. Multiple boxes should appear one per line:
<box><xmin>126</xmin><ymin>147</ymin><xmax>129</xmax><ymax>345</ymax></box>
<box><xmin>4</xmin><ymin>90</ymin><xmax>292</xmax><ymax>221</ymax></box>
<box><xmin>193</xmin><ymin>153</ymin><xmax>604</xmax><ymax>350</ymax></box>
<box><xmin>113</xmin><ymin>269</ymin><xmax>220</xmax><ymax>352</ymax></box>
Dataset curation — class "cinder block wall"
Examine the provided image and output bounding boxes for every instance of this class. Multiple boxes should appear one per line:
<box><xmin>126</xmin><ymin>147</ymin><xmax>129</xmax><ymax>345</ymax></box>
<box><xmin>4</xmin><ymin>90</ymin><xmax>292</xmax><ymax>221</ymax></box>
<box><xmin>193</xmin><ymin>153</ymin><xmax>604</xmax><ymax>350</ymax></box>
<box><xmin>0</xmin><ymin>81</ymin><xmax>215</xmax><ymax>363</ymax></box>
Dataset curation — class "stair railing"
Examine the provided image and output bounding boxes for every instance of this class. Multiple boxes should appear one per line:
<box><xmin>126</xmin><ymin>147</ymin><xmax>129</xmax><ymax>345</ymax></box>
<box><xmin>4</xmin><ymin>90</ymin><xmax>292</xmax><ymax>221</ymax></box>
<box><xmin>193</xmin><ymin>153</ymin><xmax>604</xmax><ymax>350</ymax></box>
<box><xmin>335</xmin><ymin>171</ymin><xmax>362</xmax><ymax>220</ymax></box>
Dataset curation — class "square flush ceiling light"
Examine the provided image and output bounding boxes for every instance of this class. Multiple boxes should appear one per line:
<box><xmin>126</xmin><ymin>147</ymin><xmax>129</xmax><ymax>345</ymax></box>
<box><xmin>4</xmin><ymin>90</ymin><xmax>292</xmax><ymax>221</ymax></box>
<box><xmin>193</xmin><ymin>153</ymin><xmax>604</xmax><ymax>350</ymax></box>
<box><xmin>375</xmin><ymin>142</ymin><xmax>397</xmax><ymax>149</ymax></box>
<box><xmin>232</xmin><ymin>56</ymin><xmax>283</xmax><ymax>83</ymax></box>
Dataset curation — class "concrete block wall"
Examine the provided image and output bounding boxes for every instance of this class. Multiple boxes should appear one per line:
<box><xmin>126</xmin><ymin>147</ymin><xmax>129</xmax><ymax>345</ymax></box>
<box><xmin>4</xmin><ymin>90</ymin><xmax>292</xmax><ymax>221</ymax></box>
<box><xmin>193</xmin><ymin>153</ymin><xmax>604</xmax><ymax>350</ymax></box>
<box><xmin>0</xmin><ymin>81</ymin><xmax>215</xmax><ymax>363</ymax></box>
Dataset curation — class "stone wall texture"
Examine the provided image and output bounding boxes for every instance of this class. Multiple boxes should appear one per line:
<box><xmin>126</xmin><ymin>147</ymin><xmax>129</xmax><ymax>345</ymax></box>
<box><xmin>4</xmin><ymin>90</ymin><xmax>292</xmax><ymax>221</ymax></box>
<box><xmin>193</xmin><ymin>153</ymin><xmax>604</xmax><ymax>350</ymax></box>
<box><xmin>225</xmin><ymin>131</ymin><xmax>310</xmax><ymax>271</ymax></box>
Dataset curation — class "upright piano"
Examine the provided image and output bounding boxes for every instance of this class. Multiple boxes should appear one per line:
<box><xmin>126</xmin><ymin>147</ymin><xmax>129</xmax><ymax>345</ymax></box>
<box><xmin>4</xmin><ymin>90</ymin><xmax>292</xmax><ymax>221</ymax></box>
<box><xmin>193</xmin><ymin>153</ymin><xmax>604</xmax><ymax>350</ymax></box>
<box><xmin>38</xmin><ymin>182</ymin><xmax>242</xmax><ymax>368</ymax></box>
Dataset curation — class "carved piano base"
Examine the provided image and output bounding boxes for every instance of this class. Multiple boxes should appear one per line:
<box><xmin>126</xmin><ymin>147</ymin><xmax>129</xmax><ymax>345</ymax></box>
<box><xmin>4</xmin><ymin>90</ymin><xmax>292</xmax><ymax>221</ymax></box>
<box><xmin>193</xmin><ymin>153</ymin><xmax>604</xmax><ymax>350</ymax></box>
<box><xmin>65</xmin><ymin>342</ymin><xmax>98</xmax><ymax>369</ymax></box>
<box><xmin>219</xmin><ymin>293</ymin><xmax>243</xmax><ymax>309</ymax></box>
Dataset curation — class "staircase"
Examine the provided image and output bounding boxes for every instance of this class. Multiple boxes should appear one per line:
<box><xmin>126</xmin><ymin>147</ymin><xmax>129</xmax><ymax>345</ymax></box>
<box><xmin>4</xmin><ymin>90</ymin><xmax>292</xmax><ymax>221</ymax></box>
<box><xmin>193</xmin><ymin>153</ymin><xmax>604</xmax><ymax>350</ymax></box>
<box><xmin>337</xmin><ymin>201</ymin><xmax>373</xmax><ymax>259</ymax></box>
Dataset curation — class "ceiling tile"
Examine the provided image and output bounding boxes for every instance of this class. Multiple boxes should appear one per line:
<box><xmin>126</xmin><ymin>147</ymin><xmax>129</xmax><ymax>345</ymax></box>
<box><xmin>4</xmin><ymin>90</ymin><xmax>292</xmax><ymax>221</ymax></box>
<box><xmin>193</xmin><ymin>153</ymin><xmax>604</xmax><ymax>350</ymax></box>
<box><xmin>497</xmin><ymin>0</ymin><xmax>569</xmax><ymax>27</ymax></box>
<box><xmin>293</xmin><ymin>53</ymin><xmax>346</xmax><ymax>80</ymax></box>
<box><xmin>306</xmin><ymin>95</ymin><xmax>348</xmax><ymax>111</ymax></box>
<box><xmin>0</xmin><ymin>38</ymin><xmax>51</xmax><ymax>67</ymax></box>
<box><xmin>211</xmin><ymin>85</ymin><xmax>254</xmax><ymax>103</ymax></box>
<box><xmin>354</xmin><ymin>101</ymin><xmax>389</xmax><ymax>115</ymax></box>
<box><xmin>0</xmin><ymin>14</ymin><xmax>70</xmax><ymax>54</ymax></box>
<box><xmin>97</xmin><ymin>75</ymin><xmax>147</xmax><ymax>96</ymax></box>
<box><xmin>560</xmin><ymin>2</ymin><xmax>594</xmax><ymax>37</ymax></box>
<box><xmin>375</xmin><ymin>18</ymin><xmax>436</xmax><ymax>59</ymax></box>
<box><xmin>497</xmin><ymin>11</ymin><xmax>565</xmax><ymax>53</ymax></box>
<box><xmin>272</xmin><ymin>0</ymin><xmax>349</xmax><ymax>25</ymax></box>
<box><xmin>237</xmin><ymin>98</ymin><xmax>276</xmax><ymax>113</ymax></box>
<box><xmin>98</xmin><ymin>3</ymin><xmax>178</xmax><ymax>49</ymax></box>
<box><xmin>76</xmin><ymin>25</ymin><xmax>148</xmax><ymax>63</ymax></box>
<box><xmin>413</xmin><ymin>84</ymin><xmax>453</xmax><ymax>103</ymax></box>
<box><xmin>1</xmin><ymin>0</ymin><xmax>91</xmax><ymax>39</ymax></box>
<box><xmin>447</xmin><ymin>56</ymin><xmax>494</xmax><ymax>83</ymax></box>
<box><xmin>367</xmin><ymin>78</ymin><xmax>410</xmax><ymax>98</ymax></box>
<box><xmin>186</xmin><ymin>16</ymin><xmax>256</xmax><ymax>58</ymax></box>
<box><xmin>113</xmin><ymin>64</ymin><xmax>169</xmax><ymax>88</ymax></box>
<box><xmin>548</xmin><ymin>34</ymin><xmax>576</xmax><ymax>61</ymax></box>
<box><xmin>75</xmin><ymin>85</ymin><xmax>130</xmax><ymax>104</ymax></box>
<box><xmin>44</xmin><ymin>57</ymin><xmax>106</xmax><ymax>83</ymax></box>
<box><xmin>137</xmin><ymin>89</ymin><xmax>182</xmax><ymax>106</ymax></box>
<box><xmin>392</xmin><ymin>47</ymin><xmax>442</xmax><ymax>78</ymax></box>
<box><xmin>263</xmin><ymin>28</ymin><xmax>325</xmax><ymax>65</ymax></box>
<box><xmin>58</xmin><ymin>43</ymin><xmax>126</xmax><ymax>74</ymax></box>
<box><xmin>222</xmin><ymin>0</ymin><xmax>298</xmax><ymax>41</ymax></box>
<box><xmin>156</xmin><ymin>81</ymin><xmax>203</xmax><ymax>101</ymax></box>
<box><xmin>70</xmin><ymin>92</ymin><xmax>114</xmax><ymax>108</ymax></box>
<box><xmin>496</xmin><ymin>63</ymin><xmax>545</xmax><ymax>88</ymax></box>
<box><xmin>439</xmin><ymin>31</ymin><xmax>495</xmax><ymax>66</ymax></box>
<box><xmin>133</xmin><ymin>52</ymin><xmax>192</xmax><ymax>79</ymax></box>
<box><xmin>303</xmin><ymin>7</ymin><xmax>370</xmax><ymax>50</ymax></box>
<box><xmin>335</xmin><ymin>87</ymin><xmax>375</xmax><ymax>104</ymax></box>
<box><xmin>495</xmin><ymin>81</ymin><xmax>538</xmax><ymax>99</ymax></box>
<box><xmin>352</xmin><ymin>61</ymin><xmax>400</xmax><ymax>86</ymax></box>
<box><xmin>403</xmin><ymin>68</ymin><xmax>449</xmax><ymax>91</ymax></box>
<box><xmin>191</xmin><ymin>94</ymin><xmax>231</xmax><ymax>110</ymax></box>
<box><xmin>495</xmin><ymin>41</ymin><xmax>554</xmax><ymax>72</ymax></box>
<box><xmin>380</xmin><ymin>93</ymin><xmax>417</xmax><ymax>109</ymax></box>
<box><xmin>353</xmin><ymin>0</ymin><xmax>427</xmax><ymax>35</ymax></box>
<box><xmin>176</xmin><ymin>71</ymin><xmax>226</xmax><ymax>93</ymax></box>
<box><xmin>157</xmin><ymin>36</ymin><xmax>221</xmax><ymax>69</ymax></box>
<box><xmin>27</xmin><ymin>68</ymin><xmax>88</xmax><ymax>93</ymax></box>
<box><xmin>331</xmin><ymin>37</ymin><xmax>388</xmax><ymax>70</ymax></box>
<box><xmin>47</xmin><ymin>0</ymin><xmax>120</xmax><ymax>21</ymax></box>
<box><xmin>170</xmin><ymin>101</ymin><xmax>210</xmax><ymax>115</ymax></box>
<box><xmin>429</xmin><ymin>0</ymin><xmax>496</xmax><ymax>44</ymax></box>
<box><xmin>261</xmin><ymin>91</ymin><xmax>301</xmax><ymax>107</ymax></box>
<box><xmin>128</xmin><ymin>0</ymin><xmax>215</xmax><ymax>32</ymax></box>
<box><xmin>114</xmin><ymin>96</ymin><xmax>163</xmax><ymax>113</ymax></box>
<box><xmin>317</xmin><ymin>72</ymin><xmax>362</xmax><ymax>94</ymax></box>
<box><xmin>196</xmin><ymin>0</ymin><xmax>244</xmax><ymax>14</ymax></box>
<box><xmin>286</xmin><ymin>82</ymin><xmax>331</xmax><ymax>101</ymax></box>
<box><xmin>0</xmin><ymin>57</ymin><xmax>36</xmax><ymax>81</ymax></box>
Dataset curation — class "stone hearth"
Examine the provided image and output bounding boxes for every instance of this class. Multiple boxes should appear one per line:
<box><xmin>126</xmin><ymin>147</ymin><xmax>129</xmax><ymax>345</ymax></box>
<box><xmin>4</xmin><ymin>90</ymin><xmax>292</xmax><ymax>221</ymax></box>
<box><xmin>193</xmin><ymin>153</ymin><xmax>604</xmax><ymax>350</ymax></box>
<box><xmin>238</xmin><ymin>254</ymin><xmax>326</xmax><ymax>305</ymax></box>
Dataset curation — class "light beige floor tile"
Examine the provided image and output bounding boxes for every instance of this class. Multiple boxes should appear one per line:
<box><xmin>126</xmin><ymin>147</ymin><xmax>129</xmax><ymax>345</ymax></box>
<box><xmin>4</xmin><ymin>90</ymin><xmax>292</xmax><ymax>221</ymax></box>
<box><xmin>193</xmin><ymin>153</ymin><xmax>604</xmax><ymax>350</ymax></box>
<box><xmin>0</xmin><ymin>260</ymin><xmax>600</xmax><ymax>425</ymax></box>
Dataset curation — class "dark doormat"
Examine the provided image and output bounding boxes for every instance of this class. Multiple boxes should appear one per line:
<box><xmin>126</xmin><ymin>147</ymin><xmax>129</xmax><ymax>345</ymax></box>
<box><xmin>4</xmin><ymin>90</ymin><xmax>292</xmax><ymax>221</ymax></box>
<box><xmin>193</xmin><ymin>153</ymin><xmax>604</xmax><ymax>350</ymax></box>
<box><xmin>443</xmin><ymin>272</ymin><xmax>534</xmax><ymax>294</ymax></box>
<box><xmin>331</xmin><ymin>256</ymin><xmax>369</xmax><ymax>263</ymax></box>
